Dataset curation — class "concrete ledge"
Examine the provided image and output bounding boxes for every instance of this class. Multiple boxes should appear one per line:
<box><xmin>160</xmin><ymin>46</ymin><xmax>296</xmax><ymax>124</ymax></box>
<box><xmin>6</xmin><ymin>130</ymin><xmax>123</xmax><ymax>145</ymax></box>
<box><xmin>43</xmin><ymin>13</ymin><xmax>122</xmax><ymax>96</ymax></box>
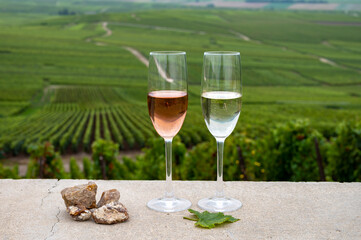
<box><xmin>0</xmin><ymin>180</ymin><xmax>360</xmax><ymax>239</ymax></box>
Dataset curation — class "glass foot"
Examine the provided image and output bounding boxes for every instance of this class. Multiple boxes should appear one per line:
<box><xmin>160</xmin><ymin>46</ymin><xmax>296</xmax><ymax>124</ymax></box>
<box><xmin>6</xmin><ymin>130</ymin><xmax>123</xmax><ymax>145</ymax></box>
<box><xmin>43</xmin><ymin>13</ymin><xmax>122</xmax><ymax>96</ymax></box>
<box><xmin>147</xmin><ymin>197</ymin><xmax>192</xmax><ymax>213</ymax></box>
<box><xmin>198</xmin><ymin>197</ymin><xmax>242</xmax><ymax>212</ymax></box>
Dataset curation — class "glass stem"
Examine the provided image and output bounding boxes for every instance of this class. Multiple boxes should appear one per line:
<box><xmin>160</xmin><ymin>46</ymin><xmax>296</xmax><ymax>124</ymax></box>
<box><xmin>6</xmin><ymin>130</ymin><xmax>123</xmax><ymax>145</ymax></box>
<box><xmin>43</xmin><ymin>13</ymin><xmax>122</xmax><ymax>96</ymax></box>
<box><xmin>165</xmin><ymin>138</ymin><xmax>174</xmax><ymax>198</ymax></box>
<box><xmin>216</xmin><ymin>138</ymin><xmax>225</xmax><ymax>198</ymax></box>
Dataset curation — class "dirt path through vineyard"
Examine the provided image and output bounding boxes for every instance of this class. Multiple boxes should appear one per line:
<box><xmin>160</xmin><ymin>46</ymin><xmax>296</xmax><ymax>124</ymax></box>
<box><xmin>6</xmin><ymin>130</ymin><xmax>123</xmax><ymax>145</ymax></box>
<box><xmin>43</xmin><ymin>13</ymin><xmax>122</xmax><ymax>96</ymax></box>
<box><xmin>123</xmin><ymin>46</ymin><xmax>149</xmax><ymax>67</ymax></box>
<box><xmin>102</xmin><ymin>22</ymin><xmax>112</xmax><ymax>37</ymax></box>
<box><xmin>89</xmin><ymin>22</ymin><xmax>149</xmax><ymax>67</ymax></box>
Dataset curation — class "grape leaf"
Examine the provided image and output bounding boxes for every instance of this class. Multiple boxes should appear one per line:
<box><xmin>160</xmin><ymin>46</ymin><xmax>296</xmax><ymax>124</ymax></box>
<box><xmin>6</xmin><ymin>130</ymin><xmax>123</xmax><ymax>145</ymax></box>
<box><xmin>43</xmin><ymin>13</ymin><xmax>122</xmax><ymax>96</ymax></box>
<box><xmin>183</xmin><ymin>209</ymin><xmax>240</xmax><ymax>229</ymax></box>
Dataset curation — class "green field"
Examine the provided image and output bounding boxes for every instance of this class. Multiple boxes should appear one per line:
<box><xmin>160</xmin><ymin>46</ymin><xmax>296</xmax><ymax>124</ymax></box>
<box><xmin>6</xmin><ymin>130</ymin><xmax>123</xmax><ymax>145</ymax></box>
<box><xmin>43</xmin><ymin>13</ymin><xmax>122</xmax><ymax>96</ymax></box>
<box><xmin>0</xmin><ymin>1</ymin><xmax>360</xmax><ymax>156</ymax></box>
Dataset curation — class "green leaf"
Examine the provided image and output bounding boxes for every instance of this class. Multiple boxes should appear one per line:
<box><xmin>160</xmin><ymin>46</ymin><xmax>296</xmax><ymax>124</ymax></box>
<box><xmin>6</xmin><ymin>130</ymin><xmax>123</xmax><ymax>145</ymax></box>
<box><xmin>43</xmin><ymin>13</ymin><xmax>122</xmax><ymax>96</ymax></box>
<box><xmin>183</xmin><ymin>209</ymin><xmax>240</xmax><ymax>229</ymax></box>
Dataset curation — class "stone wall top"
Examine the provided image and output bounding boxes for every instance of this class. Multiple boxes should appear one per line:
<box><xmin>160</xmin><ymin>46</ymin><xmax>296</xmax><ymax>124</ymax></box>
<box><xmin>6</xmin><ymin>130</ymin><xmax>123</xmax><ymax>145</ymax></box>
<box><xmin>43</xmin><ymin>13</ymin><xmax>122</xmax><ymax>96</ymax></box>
<box><xmin>0</xmin><ymin>180</ymin><xmax>360</xmax><ymax>239</ymax></box>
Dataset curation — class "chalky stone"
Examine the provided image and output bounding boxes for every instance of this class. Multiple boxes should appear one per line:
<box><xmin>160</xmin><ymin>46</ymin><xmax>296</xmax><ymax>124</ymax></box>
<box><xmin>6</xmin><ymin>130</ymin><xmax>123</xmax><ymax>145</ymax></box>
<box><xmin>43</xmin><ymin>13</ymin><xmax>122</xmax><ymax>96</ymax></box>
<box><xmin>67</xmin><ymin>205</ymin><xmax>92</xmax><ymax>221</ymax></box>
<box><xmin>97</xmin><ymin>189</ymin><xmax>120</xmax><ymax>207</ymax></box>
<box><xmin>61</xmin><ymin>182</ymin><xmax>97</xmax><ymax>209</ymax></box>
<box><xmin>92</xmin><ymin>202</ymin><xmax>129</xmax><ymax>224</ymax></box>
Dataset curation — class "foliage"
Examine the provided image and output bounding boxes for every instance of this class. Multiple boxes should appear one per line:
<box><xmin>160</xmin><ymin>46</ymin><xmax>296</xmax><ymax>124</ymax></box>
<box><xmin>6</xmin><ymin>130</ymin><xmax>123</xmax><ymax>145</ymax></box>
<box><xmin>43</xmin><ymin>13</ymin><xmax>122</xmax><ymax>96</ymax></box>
<box><xmin>181</xmin><ymin>140</ymin><xmax>216</xmax><ymax>180</ymax></box>
<box><xmin>82</xmin><ymin>157</ymin><xmax>94</xmax><ymax>179</ymax></box>
<box><xmin>180</xmin><ymin>133</ymin><xmax>263</xmax><ymax>181</ymax></box>
<box><xmin>0</xmin><ymin>121</ymin><xmax>360</xmax><ymax>181</ymax></box>
<box><xmin>226</xmin><ymin>133</ymin><xmax>265</xmax><ymax>181</ymax></box>
<box><xmin>121</xmin><ymin>157</ymin><xmax>138</xmax><ymax>179</ymax></box>
<box><xmin>0</xmin><ymin>164</ymin><xmax>20</xmax><ymax>179</ymax></box>
<box><xmin>183</xmin><ymin>209</ymin><xmax>239</xmax><ymax>229</ymax></box>
<box><xmin>91</xmin><ymin>138</ymin><xmax>123</xmax><ymax>179</ymax></box>
<box><xmin>327</xmin><ymin>121</ymin><xmax>361</xmax><ymax>182</ymax></box>
<box><xmin>69</xmin><ymin>157</ymin><xmax>84</xmax><ymax>179</ymax></box>
<box><xmin>26</xmin><ymin>142</ymin><xmax>68</xmax><ymax>179</ymax></box>
<box><xmin>117</xmin><ymin>120</ymin><xmax>356</xmax><ymax>182</ymax></box>
<box><xmin>89</xmin><ymin>139</ymin><xmax>138</xmax><ymax>180</ymax></box>
<box><xmin>260</xmin><ymin>120</ymin><xmax>326</xmax><ymax>181</ymax></box>
<box><xmin>136</xmin><ymin>136</ymin><xmax>186</xmax><ymax>180</ymax></box>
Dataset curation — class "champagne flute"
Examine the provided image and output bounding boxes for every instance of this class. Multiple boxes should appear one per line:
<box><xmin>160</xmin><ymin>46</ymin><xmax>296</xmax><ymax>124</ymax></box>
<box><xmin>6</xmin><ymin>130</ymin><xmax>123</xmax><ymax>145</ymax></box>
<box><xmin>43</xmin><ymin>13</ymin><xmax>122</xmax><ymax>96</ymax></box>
<box><xmin>198</xmin><ymin>51</ymin><xmax>243</xmax><ymax>212</ymax></box>
<box><xmin>147</xmin><ymin>51</ymin><xmax>191</xmax><ymax>212</ymax></box>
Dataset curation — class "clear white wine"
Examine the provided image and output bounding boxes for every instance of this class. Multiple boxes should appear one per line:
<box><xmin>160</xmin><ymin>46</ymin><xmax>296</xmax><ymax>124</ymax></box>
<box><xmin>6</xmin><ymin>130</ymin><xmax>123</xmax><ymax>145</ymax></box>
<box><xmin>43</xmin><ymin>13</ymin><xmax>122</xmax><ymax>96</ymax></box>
<box><xmin>202</xmin><ymin>91</ymin><xmax>242</xmax><ymax>139</ymax></box>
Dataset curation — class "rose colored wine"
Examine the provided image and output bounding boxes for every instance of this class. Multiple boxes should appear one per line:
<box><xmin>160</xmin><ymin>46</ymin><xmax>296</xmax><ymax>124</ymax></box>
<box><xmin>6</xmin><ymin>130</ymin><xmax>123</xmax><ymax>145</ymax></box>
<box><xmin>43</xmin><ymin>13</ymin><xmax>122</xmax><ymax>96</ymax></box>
<box><xmin>148</xmin><ymin>90</ymin><xmax>188</xmax><ymax>139</ymax></box>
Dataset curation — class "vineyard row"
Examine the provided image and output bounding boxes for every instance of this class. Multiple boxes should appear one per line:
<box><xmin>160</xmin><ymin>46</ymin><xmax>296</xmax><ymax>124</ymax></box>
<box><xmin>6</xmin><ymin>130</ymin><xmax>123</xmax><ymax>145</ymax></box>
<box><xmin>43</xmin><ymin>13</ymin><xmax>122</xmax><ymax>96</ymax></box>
<box><xmin>0</xmin><ymin>103</ymin><xmax>207</xmax><ymax>155</ymax></box>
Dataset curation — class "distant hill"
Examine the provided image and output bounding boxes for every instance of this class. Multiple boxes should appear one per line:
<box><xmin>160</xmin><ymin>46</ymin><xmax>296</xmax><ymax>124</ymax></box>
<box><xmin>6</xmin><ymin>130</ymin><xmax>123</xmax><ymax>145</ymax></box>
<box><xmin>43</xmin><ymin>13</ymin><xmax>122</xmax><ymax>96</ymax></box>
<box><xmin>0</xmin><ymin>0</ymin><xmax>361</xmax><ymax>14</ymax></box>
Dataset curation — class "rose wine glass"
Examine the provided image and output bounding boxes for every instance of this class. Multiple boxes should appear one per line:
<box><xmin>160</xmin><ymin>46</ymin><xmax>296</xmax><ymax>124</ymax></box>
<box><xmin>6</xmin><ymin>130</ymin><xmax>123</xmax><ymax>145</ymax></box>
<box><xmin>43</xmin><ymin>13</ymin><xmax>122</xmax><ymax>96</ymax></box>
<box><xmin>198</xmin><ymin>51</ymin><xmax>243</xmax><ymax>212</ymax></box>
<box><xmin>147</xmin><ymin>51</ymin><xmax>191</xmax><ymax>212</ymax></box>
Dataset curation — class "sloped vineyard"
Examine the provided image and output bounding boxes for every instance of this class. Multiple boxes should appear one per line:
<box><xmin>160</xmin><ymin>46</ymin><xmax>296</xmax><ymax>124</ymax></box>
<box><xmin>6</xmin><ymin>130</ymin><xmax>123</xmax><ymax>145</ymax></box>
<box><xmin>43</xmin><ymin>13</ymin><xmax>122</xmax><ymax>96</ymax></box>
<box><xmin>0</xmin><ymin>86</ymin><xmax>207</xmax><ymax>155</ymax></box>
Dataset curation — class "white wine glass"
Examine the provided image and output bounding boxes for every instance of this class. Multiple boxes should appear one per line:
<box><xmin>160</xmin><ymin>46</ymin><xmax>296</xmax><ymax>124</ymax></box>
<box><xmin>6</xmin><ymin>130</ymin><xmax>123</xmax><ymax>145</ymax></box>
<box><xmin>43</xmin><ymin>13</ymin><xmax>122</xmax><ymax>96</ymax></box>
<box><xmin>198</xmin><ymin>51</ymin><xmax>243</xmax><ymax>212</ymax></box>
<box><xmin>147</xmin><ymin>51</ymin><xmax>191</xmax><ymax>212</ymax></box>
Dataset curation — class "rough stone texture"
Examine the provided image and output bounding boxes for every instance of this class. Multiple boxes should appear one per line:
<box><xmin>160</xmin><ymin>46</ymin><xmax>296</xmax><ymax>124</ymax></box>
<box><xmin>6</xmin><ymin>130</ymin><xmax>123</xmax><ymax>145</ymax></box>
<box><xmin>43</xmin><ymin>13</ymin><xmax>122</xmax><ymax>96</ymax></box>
<box><xmin>0</xmin><ymin>180</ymin><xmax>360</xmax><ymax>240</ymax></box>
<box><xmin>97</xmin><ymin>189</ymin><xmax>120</xmax><ymax>207</ymax></box>
<box><xmin>92</xmin><ymin>201</ymin><xmax>129</xmax><ymax>224</ymax></box>
<box><xmin>61</xmin><ymin>182</ymin><xmax>97</xmax><ymax>209</ymax></box>
<box><xmin>67</xmin><ymin>206</ymin><xmax>92</xmax><ymax>221</ymax></box>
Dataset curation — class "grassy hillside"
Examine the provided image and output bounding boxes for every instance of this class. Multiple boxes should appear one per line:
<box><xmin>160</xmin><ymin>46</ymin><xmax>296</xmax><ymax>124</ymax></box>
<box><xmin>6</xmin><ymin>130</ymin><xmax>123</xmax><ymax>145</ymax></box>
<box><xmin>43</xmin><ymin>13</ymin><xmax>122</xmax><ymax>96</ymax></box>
<box><xmin>0</xmin><ymin>8</ymin><xmax>360</xmax><ymax>155</ymax></box>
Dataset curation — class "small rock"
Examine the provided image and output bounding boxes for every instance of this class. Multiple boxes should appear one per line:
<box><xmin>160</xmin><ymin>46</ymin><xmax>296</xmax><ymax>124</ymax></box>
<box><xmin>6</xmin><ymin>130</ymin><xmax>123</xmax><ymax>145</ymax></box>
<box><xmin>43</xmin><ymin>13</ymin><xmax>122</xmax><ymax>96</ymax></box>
<box><xmin>67</xmin><ymin>205</ymin><xmax>92</xmax><ymax>221</ymax></box>
<box><xmin>92</xmin><ymin>202</ymin><xmax>129</xmax><ymax>224</ymax></box>
<box><xmin>97</xmin><ymin>189</ymin><xmax>120</xmax><ymax>207</ymax></box>
<box><xmin>67</xmin><ymin>205</ymin><xmax>86</xmax><ymax>215</ymax></box>
<box><xmin>76</xmin><ymin>210</ymin><xmax>92</xmax><ymax>221</ymax></box>
<box><xmin>61</xmin><ymin>182</ymin><xmax>97</xmax><ymax>209</ymax></box>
